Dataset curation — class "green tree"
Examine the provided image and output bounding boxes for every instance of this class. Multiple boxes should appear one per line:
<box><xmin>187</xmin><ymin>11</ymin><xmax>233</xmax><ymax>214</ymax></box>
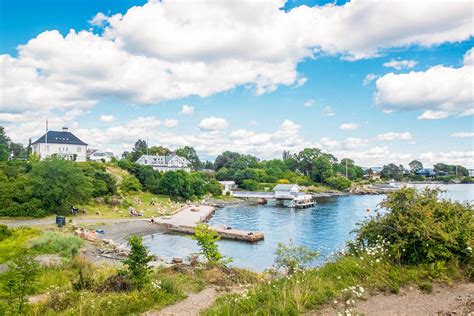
<box><xmin>214</xmin><ymin>151</ymin><xmax>241</xmax><ymax>171</ymax></box>
<box><xmin>131</xmin><ymin>139</ymin><xmax>148</xmax><ymax>162</ymax></box>
<box><xmin>380</xmin><ymin>163</ymin><xmax>403</xmax><ymax>181</ymax></box>
<box><xmin>409</xmin><ymin>160</ymin><xmax>423</xmax><ymax>173</ymax></box>
<box><xmin>29</xmin><ymin>158</ymin><xmax>93</xmax><ymax>213</ymax></box>
<box><xmin>192</xmin><ymin>224</ymin><xmax>231</xmax><ymax>266</ymax></box>
<box><xmin>148</xmin><ymin>145</ymin><xmax>170</xmax><ymax>156</ymax></box>
<box><xmin>311</xmin><ymin>155</ymin><xmax>334</xmax><ymax>183</ymax></box>
<box><xmin>295</xmin><ymin>148</ymin><xmax>322</xmax><ymax>176</ymax></box>
<box><xmin>122</xmin><ymin>235</ymin><xmax>154</xmax><ymax>289</ymax></box>
<box><xmin>0</xmin><ymin>126</ymin><xmax>11</xmax><ymax>161</ymax></box>
<box><xmin>274</xmin><ymin>241</ymin><xmax>319</xmax><ymax>274</ymax></box>
<box><xmin>176</xmin><ymin>146</ymin><xmax>201</xmax><ymax>170</ymax></box>
<box><xmin>3</xmin><ymin>251</ymin><xmax>40</xmax><ymax>314</ymax></box>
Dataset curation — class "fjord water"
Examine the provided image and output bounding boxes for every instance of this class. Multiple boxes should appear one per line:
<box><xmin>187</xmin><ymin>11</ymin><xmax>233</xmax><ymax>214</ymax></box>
<box><xmin>143</xmin><ymin>184</ymin><xmax>473</xmax><ymax>271</ymax></box>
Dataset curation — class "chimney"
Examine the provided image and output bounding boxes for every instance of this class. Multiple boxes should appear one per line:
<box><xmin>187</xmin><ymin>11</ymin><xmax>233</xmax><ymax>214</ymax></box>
<box><xmin>62</xmin><ymin>127</ymin><xmax>68</xmax><ymax>132</ymax></box>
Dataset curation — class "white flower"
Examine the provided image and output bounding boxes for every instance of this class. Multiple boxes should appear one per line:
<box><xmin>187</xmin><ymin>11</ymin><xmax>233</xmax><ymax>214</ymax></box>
<box><xmin>376</xmin><ymin>258</ymin><xmax>380</xmax><ymax>263</ymax></box>
<box><xmin>467</xmin><ymin>246</ymin><xmax>472</xmax><ymax>252</ymax></box>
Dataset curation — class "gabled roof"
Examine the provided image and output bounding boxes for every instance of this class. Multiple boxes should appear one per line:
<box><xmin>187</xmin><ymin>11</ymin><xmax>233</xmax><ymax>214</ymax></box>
<box><xmin>32</xmin><ymin>131</ymin><xmax>87</xmax><ymax>146</ymax></box>
<box><xmin>137</xmin><ymin>154</ymin><xmax>191</xmax><ymax>166</ymax></box>
<box><xmin>273</xmin><ymin>184</ymin><xmax>300</xmax><ymax>191</ymax></box>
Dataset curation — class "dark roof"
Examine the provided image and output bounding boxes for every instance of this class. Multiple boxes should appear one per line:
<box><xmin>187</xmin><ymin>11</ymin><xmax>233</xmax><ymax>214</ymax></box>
<box><xmin>32</xmin><ymin>130</ymin><xmax>87</xmax><ymax>146</ymax></box>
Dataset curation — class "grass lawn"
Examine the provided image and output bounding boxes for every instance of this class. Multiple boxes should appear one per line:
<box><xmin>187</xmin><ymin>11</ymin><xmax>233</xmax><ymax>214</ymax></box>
<box><xmin>73</xmin><ymin>192</ymin><xmax>186</xmax><ymax>219</ymax></box>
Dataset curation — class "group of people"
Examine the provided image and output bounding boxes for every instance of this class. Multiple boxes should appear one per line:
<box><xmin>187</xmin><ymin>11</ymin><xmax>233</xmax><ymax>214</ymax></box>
<box><xmin>70</xmin><ymin>206</ymin><xmax>85</xmax><ymax>215</ymax></box>
<box><xmin>129</xmin><ymin>207</ymin><xmax>143</xmax><ymax>217</ymax></box>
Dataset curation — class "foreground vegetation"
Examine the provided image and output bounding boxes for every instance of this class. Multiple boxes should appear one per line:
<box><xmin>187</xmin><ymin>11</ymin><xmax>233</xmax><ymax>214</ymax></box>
<box><xmin>205</xmin><ymin>188</ymin><xmax>473</xmax><ymax>314</ymax></box>
<box><xmin>1</xmin><ymin>187</ymin><xmax>471</xmax><ymax>315</ymax></box>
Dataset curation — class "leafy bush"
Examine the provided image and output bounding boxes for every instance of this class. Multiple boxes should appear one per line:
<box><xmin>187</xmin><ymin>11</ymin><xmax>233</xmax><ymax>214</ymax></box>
<box><xmin>122</xmin><ymin>235</ymin><xmax>154</xmax><ymax>289</ymax></box>
<box><xmin>0</xmin><ymin>227</ymin><xmax>40</xmax><ymax>264</ymax></box>
<box><xmin>31</xmin><ymin>232</ymin><xmax>85</xmax><ymax>258</ymax></box>
<box><xmin>461</xmin><ymin>176</ymin><xmax>474</xmax><ymax>184</ymax></box>
<box><xmin>352</xmin><ymin>188</ymin><xmax>473</xmax><ymax>266</ymax></box>
<box><xmin>192</xmin><ymin>224</ymin><xmax>231</xmax><ymax>266</ymax></box>
<box><xmin>324</xmin><ymin>176</ymin><xmax>351</xmax><ymax>190</ymax></box>
<box><xmin>120</xmin><ymin>175</ymin><xmax>142</xmax><ymax>193</ymax></box>
<box><xmin>0</xmin><ymin>224</ymin><xmax>12</xmax><ymax>241</ymax></box>
<box><xmin>273</xmin><ymin>241</ymin><xmax>319</xmax><ymax>274</ymax></box>
<box><xmin>240</xmin><ymin>179</ymin><xmax>258</xmax><ymax>191</ymax></box>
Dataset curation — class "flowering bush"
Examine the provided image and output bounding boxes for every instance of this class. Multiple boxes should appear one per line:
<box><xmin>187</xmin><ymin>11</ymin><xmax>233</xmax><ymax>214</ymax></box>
<box><xmin>351</xmin><ymin>188</ymin><xmax>473</xmax><ymax>266</ymax></box>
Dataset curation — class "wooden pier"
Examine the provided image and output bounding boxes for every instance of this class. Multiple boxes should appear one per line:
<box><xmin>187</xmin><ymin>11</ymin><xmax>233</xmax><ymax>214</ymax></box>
<box><xmin>155</xmin><ymin>205</ymin><xmax>264</xmax><ymax>242</ymax></box>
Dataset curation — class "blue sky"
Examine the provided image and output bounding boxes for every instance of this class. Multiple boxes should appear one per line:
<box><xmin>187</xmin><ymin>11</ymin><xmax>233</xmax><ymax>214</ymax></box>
<box><xmin>0</xmin><ymin>0</ymin><xmax>473</xmax><ymax>167</ymax></box>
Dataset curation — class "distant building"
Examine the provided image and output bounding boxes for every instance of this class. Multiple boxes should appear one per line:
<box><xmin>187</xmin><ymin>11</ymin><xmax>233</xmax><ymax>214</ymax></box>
<box><xmin>273</xmin><ymin>184</ymin><xmax>301</xmax><ymax>199</ymax></box>
<box><xmin>136</xmin><ymin>154</ymin><xmax>191</xmax><ymax>172</ymax></box>
<box><xmin>32</xmin><ymin>127</ymin><xmax>87</xmax><ymax>162</ymax></box>
<box><xmin>218</xmin><ymin>181</ymin><xmax>237</xmax><ymax>194</ymax></box>
<box><xmin>88</xmin><ymin>150</ymin><xmax>115</xmax><ymax>163</ymax></box>
<box><xmin>468</xmin><ymin>169</ymin><xmax>474</xmax><ymax>177</ymax></box>
<box><xmin>415</xmin><ymin>168</ymin><xmax>436</xmax><ymax>177</ymax></box>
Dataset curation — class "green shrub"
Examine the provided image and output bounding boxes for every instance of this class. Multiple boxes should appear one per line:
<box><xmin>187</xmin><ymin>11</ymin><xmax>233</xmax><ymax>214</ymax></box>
<box><xmin>352</xmin><ymin>187</ymin><xmax>473</xmax><ymax>266</ymax></box>
<box><xmin>122</xmin><ymin>235</ymin><xmax>154</xmax><ymax>289</ymax></box>
<box><xmin>30</xmin><ymin>232</ymin><xmax>85</xmax><ymax>258</ymax></box>
<box><xmin>192</xmin><ymin>224</ymin><xmax>231</xmax><ymax>266</ymax></box>
<box><xmin>120</xmin><ymin>175</ymin><xmax>142</xmax><ymax>193</ymax></box>
<box><xmin>240</xmin><ymin>179</ymin><xmax>258</xmax><ymax>191</ymax></box>
<box><xmin>0</xmin><ymin>224</ymin><xmax>12</xmax><ymax>241</ymax></box>
<box><xmin>274</xmin><ymin>241</ymin><xmax>319</xmax><ymax>274</ymax></box>
<box><xmin>324</xmin><ymin>176</ymin><xmax>351</xmax><ymax>190</ymax></box>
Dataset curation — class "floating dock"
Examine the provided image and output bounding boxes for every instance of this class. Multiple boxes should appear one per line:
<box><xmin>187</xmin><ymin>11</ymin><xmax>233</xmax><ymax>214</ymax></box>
<box><xmin>155</xmin><ymin>205</ymin><xmax>264</xmax><ymax>242</ymax></box>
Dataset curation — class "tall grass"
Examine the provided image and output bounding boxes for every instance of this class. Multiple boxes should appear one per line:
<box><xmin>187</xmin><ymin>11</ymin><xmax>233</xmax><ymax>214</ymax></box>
<box><xmin>0</xmin><ymin>227</ymin><xmax>40</xmax><ymax>263</ymax></box>
<box><xmin>204</xmin><ymin>253</ymin><xmax>465</xmax><ymax>315</ymax></box>
<box><xmin>30</xmin><ymin>232</ymin><xmax>85</xmax><ymax>258</ymax></box>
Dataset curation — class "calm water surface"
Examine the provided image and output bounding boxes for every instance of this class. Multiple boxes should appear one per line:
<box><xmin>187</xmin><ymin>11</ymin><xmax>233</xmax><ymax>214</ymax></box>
<box><xmin>143</xmin><ymin>184</ymin><xmax>473</xmax><ymax>271</ymax></box>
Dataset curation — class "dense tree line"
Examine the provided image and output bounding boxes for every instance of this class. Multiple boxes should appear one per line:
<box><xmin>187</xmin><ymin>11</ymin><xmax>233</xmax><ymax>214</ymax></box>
<box><xmin>213</xmin><ymin>148</ymin><xmax>365</xmax><ymax>190</ymax></box>
<box><xmin>117</xmin><ymin>160</ymin><xmax>222</xmax><ymax>200</ymax></box>
<box><xmin>0</xmin><ymin>158</ymin><xmax>116</xmax><ymax>217</ymax></box>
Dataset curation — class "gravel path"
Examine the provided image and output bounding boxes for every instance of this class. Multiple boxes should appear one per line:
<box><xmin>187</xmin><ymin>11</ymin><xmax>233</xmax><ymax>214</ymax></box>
<box><xmin>146</xmin><ymin>287</ymin><xmax>219</xmax><ymax>316</ymax></box>
<box><xmin>313</xmin><ymin>283</ymin><xmax>473</xmax><ymax>315</ymax></box>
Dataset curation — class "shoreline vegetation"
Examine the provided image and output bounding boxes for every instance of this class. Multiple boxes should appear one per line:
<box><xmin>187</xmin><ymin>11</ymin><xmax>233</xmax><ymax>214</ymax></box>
<box><xmin>0</xmin><ymin>187</ymin><xmax>472</xmax><ymax>315</ymax></box>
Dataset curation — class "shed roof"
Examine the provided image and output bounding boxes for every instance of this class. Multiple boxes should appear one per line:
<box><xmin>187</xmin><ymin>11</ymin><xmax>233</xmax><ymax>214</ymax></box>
<box><xmin>273</xmin><ymin>184</ymin><xmax>300</xmax><ymax>191</ymax></box>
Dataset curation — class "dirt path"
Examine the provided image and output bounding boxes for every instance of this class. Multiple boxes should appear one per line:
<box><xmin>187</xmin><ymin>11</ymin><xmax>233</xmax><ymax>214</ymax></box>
<box><xmin>0</xmin><ymin>217</ymin><xmax>146</xmax><ymax>228</ymax></box>
<box><xmin>145</xmin><ymin>286</ymin><xmax>219</xmax><ymax>316</ymax></box>
<box><xmin>314</xmin><ymin>283</ymin><xmax>473</xmax><ymax>315</ymax></box>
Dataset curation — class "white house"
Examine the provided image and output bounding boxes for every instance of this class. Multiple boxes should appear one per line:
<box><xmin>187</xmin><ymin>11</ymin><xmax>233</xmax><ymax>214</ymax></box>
<box><xmin>136</xmin><ymin>154</ymin><xmax>191</xmax><ymax>172</ymax></box>
<box><xmin>218</xmin><ymin>181</ymin><xmax>237</xmax><ymax>194</ymax></box>
<box><xmin>273</xmin><ymin>184</ymin><xmax>301</xmax><ymax>199</ymax></box>
<box><xmin>88</xmin><ymin>150</ymin><xmax>115</xmax><ymax>163</ymax></box>
<box><xmin>32</xmin><ymin>127</ymin><xmax>87</xmax><ymax>162</ymax></box>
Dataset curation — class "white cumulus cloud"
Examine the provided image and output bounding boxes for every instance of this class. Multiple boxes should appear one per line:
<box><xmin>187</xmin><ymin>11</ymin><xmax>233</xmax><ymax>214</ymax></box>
<box><xmin>198</xmin><ymin>117</ymin><xmax>228</xmax><ymax>131</ymax></box>
<box><xmin>375</xmin><ymin>48</ymin><xmax>474</xmax><ymax>119</ymax></box>
<box><xmin>99</xmin><ymin>115</ymin><xmax>116</xmax><ymax>122</ymax></box>
<box><xmin>164</xmin><ymin>119</ymin><xmax>178</xmax><ymax>128</ymax></box>
<box><xmin>179</xmin><ymin>105</ymin><xmax>194</xmax><ymax>116</ymax></box>
<box><xmin>383</xmin><ymin>59</ymin><xmax>417</xmax><ymax>70</ymax></box>
<box><xmin>376</xmin><ymin>132</ymin><xmax>412</xmax><ymax>141</ymax></box>
<box><xmin>303</xmin><ymin>99</ymin><xmax>315</xmax><ymax>107</ymax></box>
<box><xmin>340</xmin><ymin>123</ymin><xmax>359</xmax><ymax>130</ymax></box>
<box><xmin>451</xmin><ymin>132</ymin><xmax>474</xmax><ymax>138</ymax></box>
<box><xmin>0</xmin><ymin>0</ymin><xmax>472</xmax><ymax>118</ymax></box>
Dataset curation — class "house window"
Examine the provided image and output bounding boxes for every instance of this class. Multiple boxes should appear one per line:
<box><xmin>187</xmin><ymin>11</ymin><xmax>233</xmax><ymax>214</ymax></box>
<box><xmin>46</xmin><ymin>145</ymin><xmax>50</xmax><ymax>151</ymax></box>
<box><xmin>77</xmin><ymin>146</ymin><xmax>81</xmax><ymax>153</ymax></box>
